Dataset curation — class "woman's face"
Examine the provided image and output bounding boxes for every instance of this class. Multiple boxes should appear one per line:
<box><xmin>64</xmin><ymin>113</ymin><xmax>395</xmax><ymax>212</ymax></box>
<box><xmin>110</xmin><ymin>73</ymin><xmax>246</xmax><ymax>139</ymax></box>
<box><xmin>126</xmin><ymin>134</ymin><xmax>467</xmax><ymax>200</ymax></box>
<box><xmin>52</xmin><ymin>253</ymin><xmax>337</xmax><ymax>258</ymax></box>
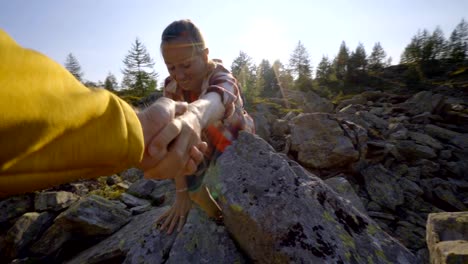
<box><xmin>162</xmin><ymin>40</ymin><xmax>209</xmax><ymax>92</ymax></box>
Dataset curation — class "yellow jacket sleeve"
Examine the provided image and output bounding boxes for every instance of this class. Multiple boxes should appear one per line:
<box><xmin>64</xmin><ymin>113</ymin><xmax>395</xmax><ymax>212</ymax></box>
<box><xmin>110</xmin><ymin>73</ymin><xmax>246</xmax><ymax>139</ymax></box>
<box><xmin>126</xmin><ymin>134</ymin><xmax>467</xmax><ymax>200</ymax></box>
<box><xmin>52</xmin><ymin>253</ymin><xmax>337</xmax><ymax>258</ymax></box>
<box><xmin>0</xmin><ymin>29</ymin><xmax>144</xmax><ymax>197</ymax></box>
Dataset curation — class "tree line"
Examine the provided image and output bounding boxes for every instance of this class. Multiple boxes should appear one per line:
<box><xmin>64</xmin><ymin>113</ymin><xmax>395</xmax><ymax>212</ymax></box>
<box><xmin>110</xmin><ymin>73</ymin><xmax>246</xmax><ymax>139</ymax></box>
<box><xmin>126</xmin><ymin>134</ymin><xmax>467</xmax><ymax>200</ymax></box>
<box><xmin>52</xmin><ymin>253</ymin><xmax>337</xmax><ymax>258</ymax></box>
<box><xmin>65</xmin><ymin>18</ymin><xmax>467</xmax><ymax>103</ymax></box>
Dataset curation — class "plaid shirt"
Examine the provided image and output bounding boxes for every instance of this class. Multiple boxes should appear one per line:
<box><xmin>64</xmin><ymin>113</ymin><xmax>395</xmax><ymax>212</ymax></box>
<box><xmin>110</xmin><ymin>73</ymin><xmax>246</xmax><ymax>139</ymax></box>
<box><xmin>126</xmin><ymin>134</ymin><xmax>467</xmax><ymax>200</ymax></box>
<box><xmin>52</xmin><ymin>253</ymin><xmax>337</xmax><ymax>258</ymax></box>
<box><xmin>163</xmin><ymin>61</ymin><xmax>254</xmax><ymax>160</ymax></box>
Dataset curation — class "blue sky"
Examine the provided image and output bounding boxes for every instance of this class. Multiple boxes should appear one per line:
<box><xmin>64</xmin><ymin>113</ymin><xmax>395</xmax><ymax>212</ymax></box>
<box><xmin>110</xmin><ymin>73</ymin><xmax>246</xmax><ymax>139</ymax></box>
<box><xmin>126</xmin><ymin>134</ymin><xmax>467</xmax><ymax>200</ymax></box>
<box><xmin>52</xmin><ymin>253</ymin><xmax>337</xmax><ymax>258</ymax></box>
<box><xmin>1</xmin><ymin>0</ymin><xmax>467</xmax><ymax>85</ymax></box>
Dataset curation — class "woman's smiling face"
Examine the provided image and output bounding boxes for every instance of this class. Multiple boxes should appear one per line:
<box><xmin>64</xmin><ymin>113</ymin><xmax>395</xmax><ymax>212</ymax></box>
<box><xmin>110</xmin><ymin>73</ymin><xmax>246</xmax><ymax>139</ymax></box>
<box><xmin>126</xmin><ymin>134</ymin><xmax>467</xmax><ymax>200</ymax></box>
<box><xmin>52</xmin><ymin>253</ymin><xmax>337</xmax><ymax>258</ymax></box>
<box><xmin>162</xmin><ymin>40</ymin><xmax>209</xmax><ymax>92</ymax></box>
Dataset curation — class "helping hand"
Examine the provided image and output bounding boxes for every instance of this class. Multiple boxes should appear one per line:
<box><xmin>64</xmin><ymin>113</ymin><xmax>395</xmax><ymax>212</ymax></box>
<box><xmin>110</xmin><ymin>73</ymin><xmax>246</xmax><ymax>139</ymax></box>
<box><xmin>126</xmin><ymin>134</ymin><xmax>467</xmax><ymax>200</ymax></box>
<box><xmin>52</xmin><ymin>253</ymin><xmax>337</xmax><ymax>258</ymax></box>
<box><xmin>156</xmin><ymin>191</ymin><xmax>192</xmax><ymax>234</ymax></box>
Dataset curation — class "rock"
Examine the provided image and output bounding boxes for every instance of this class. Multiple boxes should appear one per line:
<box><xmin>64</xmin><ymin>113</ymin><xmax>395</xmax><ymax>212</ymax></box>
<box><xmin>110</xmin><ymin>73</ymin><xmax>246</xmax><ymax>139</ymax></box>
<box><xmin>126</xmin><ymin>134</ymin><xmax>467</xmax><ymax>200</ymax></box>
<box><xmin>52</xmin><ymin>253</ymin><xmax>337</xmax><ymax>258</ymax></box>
<box><xmin>271</xmin><ymin>119</ymin><xmax>290</xmax><ymax>137</ymax></box>
<box><xmin>394</xmin><ymin>221</ymin><xmax>426</xmax><ymax>250</ymax></box>
<box><xmin>425</xmin><ymin>124</ymin><xmax>468</xmax><ymax>148</ymax></box>
<box><xmin>427</xmin><ymin>212</ymin><xmax>468</xmax><ymax>264</ymax></box>
<box><xmin>2</xmin><ymin>212</ymin><xmax>55</xmax><ymax>260</ymax></box>
<box><xmin>166</xmin><ymin>208</ymin><xmax>246</xmax><ymax>264</ymax></box>
<box><xmin>337</xmin><ymin>104</ymin><xmax>366</xmax><ymax>115</ymax></box>
<box><xmin>302</xmin><ymin>91</ymin><xmax>334</xmax><ymax>113</ymax></box>
<box><xmin>251</xmin><ymin>112</ymin><xmax>271</xmax><ymax>141</ymax></box>
<box><xmin>119</xmin><ymin>168</ymin><xmax>144</xmax><ymax>183</ymax></box>
<box><xmin>34</xmin><ymin>191</ymin><xmax>79</xmax><ymax>212</ymax></box>
<box><xmin>336</xmin><ymin>95</ymin><xmax>367</xmax><ymax>111</ymax></box>
<box><xmin>361</xmin><ymin>164</ymin><xmax>404</xmax><ymax>211</ymax></box>
<box><xmin>209</xmin><ymin>132</ymin><xmax>416</xmax><ymax>263</ymax></box>
<box><xmin>31</xmin><ymin>195</ymin><xmax>131</xmax><ymax>257</ymax></box>
<box><xmin>399</xmin><ymin>178</ymin><xmax>424</xmax><ymax>196</ymax></box>
<box><xmin>0</xmin><ymin>195</ymin><xmax>33</xmax><ymax>225</ymax></box>
<box><xmin>68</xmin><ymin>207</ymin><xmax>176</xmax><ymax>264</ymax></box>
<box><xmin>394</xmin><ymin>140</ymin><xmax>437</xmax><ymax>161</ymax></box>
<box><xmin>433</xmin><ymin>185</ymin><xmax>467</xmax><ymax>211</ymax></box>
<box><xmin>149</xmin><ymin>180</ymin><xmax>176</xmax><ymax>207</ymax></box>
<box><xmin>289</xmin><ymin>113</ymin><xmax>360</xmax><ymax>169</ymax></box>
<box><xmin>401</xmin><ymin>91</ymin><xmax>445</xmax><ymax>115</ymax></box>
<box><xmin>407</xmin><ymin>131</ymin><xmax>443</xmax><ymax>150</ymax></box>
<box><xmin>106</xmin><ymin>175</ymin><xmax>121</xmax><ymax>186</ymax></box>
<box><xmin>357</xmin><ymin>111</ymin><xmax>388</xmax><ymax>130</ymax></box>
<box><xmin>324</xmin><ymin>176</ymin><xmax>367</xmax><ymax>214</ymax></box>
<box><xmin>388</xmin><ymin>123</ymin><xmax>408</xmax><ymax>140</ymax></box>
<box><xmin>127</xmin><ymin>179</ymin><xmax>159</xmax><ymax>198</ymax></box>
<box><xmin>130</xmin><ymin>204</ymin><xmax>152</xmax><ymax>215</ymax></box>
<box><xmin>119</xmin><ymin>193</ymin><xmax>151</xmax><ymax>208</ymax></box>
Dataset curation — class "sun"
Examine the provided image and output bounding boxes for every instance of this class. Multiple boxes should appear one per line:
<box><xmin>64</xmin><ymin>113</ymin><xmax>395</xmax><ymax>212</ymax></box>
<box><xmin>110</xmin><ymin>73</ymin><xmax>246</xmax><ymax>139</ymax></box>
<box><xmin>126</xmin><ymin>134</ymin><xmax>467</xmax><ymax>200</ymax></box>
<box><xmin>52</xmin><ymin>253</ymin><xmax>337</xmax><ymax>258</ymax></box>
<box><xmin>241</xmin><ymin>18</ymin><xmax>288</xmax><ymax>63</ymax></box>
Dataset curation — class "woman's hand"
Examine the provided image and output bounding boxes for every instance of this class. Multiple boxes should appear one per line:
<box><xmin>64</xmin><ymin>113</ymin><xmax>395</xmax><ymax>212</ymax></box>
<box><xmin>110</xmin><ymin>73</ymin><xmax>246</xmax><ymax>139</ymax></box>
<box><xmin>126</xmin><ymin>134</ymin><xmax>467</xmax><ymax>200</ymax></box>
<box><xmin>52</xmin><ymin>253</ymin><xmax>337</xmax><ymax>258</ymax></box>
<box><xmin>156</xmin><ymin>190</ymin><xmax>192</xmax><ymax>234</ymax></box>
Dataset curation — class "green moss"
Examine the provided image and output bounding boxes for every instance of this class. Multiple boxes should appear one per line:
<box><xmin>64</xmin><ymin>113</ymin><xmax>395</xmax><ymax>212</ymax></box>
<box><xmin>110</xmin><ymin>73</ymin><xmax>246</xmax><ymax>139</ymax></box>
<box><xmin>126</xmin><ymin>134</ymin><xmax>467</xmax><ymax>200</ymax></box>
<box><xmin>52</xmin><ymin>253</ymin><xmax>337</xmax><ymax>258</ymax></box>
<box><xmin>339</xmin><ymin>232</ymin><xmax>356</xmax><ymax>250</ymax></box>
<box><xmin>367</xmin><ymin>255</ymin><xmax>375</xmax><ymax>264</ymax></box>
<box><xmin>322</xmin><ymin>211</ymin><xmax>335</xmax><ymax>222</ymax></box>
<box><xmin>375</xmin><ymin>250</ymin><xmax>391</xmax><ymax>264</ymax></box>
<box><xmin>230</xmin><ymin>204</ymin><xmax>243</xmax><ymax>212</ymax></box>
<box><xmin>185</xmin><ymin>236</ymin><xmax>198</xmax><ymax>253</ymax></box>
<box><xmin>345</xmin><ymin>252</ymin><xmax>352</xmax><ymax>261</ymax></box>
<box><xmin>367</xmin><ymin>224</ymin><xmax>379</xmax><ymax>236</ymax></box>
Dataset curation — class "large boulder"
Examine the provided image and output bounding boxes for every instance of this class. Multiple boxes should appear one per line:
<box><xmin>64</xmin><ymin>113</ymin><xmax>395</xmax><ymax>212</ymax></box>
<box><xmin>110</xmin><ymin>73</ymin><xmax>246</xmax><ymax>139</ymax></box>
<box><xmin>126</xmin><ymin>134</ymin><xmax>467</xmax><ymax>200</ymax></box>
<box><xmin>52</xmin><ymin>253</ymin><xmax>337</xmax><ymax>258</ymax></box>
<box><xmin>289</xmin><ymin>113</ymin><xmax>364</xmax><ymax>169</ymax></box>
<box><xmin>31</xmin><ymin>195</ymin><xmax>131</xmax><ymax>257</ymax></box>
<box><xmin>208</xmin><ymin>132</ymin><xmax>416</xmax><ymax>263</ymax></box>
<box><xmin>426</xmin><ymin>212</ymin><xmax>468</xmax><ymax>264</ymax></box>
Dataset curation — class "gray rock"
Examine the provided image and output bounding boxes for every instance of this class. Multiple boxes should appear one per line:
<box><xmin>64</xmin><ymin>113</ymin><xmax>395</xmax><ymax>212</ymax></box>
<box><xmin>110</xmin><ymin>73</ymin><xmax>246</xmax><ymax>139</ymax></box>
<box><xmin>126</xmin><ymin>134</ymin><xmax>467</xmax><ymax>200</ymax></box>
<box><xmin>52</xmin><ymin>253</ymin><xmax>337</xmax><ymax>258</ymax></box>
<box><xmin>394</xmin><ymin>140</ymin><xmax>437</xmax><ymax>161</ymax></box>
<box><xmin>361</xmin><ymin>164</ymin><xmax>405</xmax><ymax>211</ymax></box>
<box><xmin>336</xmin><ymin>95</ymin><xmax>367</xmax><ymax>111</ymax></box>
<box><xmin>394</xmin><ymin>222</ymin><xmax>426</xmax><ymax>250</ymax></box>
<box><xmin>166</xmin><ymin>208</ymin><xmax>245</xmax><ymax>264</ymax></box>
<box><xmin>399</xmin><ymin>178</ymin><xmax>424</xmax><ymax>196</ymax></box>
<box><xmin>68</xmin><ymin>207</ymin><xmax>174</xmax><ymax>264</ymax></box>
<box><xmin>303</xmin><ymin>91</ymin><xmax>334</xmax><ymax>113</ymax></box>
<box><xmin>0</xmin><ymin>195</ymin><xmax>33</xmax><ymax>224</ymax></box>
<box><xmin>290</xmin><ymin>113</ymin><xmax>359</xmax><ymax>169</ymax></box>
<box><xmin>407</xmin><ymin>131</ymin><xmax>443</xmax><ymax>150</ymax></box>
<box><xmin>130</xmin><ymin>204</ymin><xmax>152</xmax><ymax>215</ymax></box>
<box><xmin>251</xmin><ymin>112</ymin><xmax>271</xmax><ymax>141</ymax></box>
<box><xmin>439</xmin><ymin>150</ymin><xmax>452</xmax><ymax>160</ymax></box>
<box><xmin>357</xmin><ymin>111</ymin><xmax>388</xmax><ymax>130</ymax></box>
<box><xmin>127</xmin><ymin>179</ymin><xmax>159</xmax><ymax>198</ymax></box>
<box><xmin>34</xmin><ymin>191</ymin><xmax>79</xmax><ymax>211</ymax></box>
<box><xmin>271</xmin><ymin>119</ymin><xmax>290</xmax><ymax>137</ymax></box>
<box><xmin>31</xmin><ymin>195</ymin><xmax>131</xmax><ymax>257</ymax></box>
<box><xmin>209</xmin><ymin>132</ymin><xmax>416</xmax><ymax>263</ymax></box>
<box><xmin>150</xmin><ymin>180</ymin><xmax>176</xmax><ymax>207</ymax></box>
<box><xmin>2</xmin><ymin>212</ymin><xmax>55</xmax><ymax>259</ymax></box>
<box><xmin>433</xmin><ymin>185</ymin><xmax>467</xmax><ymax>211</ymax></box>
<box><xmin>426</xmin><ymin>212</ymin><xmax>468</xmax><ymax>264</ymax></box>
<box><xmin>324</xmin><ymin>176</ymin><xmax>367</xmax><ymax>214</ymax></box>
<box><xmin>106</xmin><ymin>175</ymin><xmax>122</xmax><ymax>186</ymax></box>
<box><xmin>119</xmin><ymin>193</ymin><xmax>151</xmax><ymax>208</ymax></box>
<box><xmin>425</xmin><ymin>124</ymin><xmax>468</xmax><ymax>149</ymax></box>
<box><xmin>119</xmin><ymin>168</ymin><xmax>144</xmax><ymax>183</ymax></box>
<box><xmin>401</xmin><ymin>91</ymin><xmax>444</xmax><ymax>115</ymax></box>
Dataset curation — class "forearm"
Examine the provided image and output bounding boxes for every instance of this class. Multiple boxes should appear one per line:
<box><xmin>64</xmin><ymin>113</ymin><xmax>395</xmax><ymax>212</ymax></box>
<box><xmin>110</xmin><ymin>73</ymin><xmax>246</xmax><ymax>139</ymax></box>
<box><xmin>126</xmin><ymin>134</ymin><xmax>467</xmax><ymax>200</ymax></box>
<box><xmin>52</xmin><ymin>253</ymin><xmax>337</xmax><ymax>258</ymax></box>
<box><xmin>188</xmin><ymin>92</ymin><xmax>225</xmax><ymax>128</ymax></box>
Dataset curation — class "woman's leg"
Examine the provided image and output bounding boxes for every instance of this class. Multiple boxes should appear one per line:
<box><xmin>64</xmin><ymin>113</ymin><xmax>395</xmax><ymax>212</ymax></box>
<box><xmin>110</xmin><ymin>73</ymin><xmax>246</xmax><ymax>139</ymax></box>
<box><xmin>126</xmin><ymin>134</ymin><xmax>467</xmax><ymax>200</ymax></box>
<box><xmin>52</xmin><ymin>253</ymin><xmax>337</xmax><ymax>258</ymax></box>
<box><xmin>189</xmin><ymin>185</ymin><xmax>222</xmax><ymax>219</ymax></box>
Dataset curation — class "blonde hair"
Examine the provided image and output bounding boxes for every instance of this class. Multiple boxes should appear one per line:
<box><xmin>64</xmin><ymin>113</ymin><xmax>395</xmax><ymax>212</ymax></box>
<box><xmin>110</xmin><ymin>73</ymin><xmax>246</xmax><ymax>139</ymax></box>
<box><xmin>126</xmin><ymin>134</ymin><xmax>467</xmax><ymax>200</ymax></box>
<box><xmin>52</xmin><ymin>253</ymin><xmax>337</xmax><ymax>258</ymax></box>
<box><xmin>161</xmin><ymin>19</ymin><xmax>206</xmax><ymax>53</ymax></box>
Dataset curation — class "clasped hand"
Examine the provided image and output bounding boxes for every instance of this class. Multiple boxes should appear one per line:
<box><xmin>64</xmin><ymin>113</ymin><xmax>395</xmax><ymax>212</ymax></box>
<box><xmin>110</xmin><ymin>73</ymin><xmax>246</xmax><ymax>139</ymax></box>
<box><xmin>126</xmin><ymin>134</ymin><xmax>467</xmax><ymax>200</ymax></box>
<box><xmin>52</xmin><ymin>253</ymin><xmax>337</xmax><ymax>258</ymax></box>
<box><xmin>136</xmin><ymin>97</ymin><xmax>205</xmax><ymax>234</ymax></box>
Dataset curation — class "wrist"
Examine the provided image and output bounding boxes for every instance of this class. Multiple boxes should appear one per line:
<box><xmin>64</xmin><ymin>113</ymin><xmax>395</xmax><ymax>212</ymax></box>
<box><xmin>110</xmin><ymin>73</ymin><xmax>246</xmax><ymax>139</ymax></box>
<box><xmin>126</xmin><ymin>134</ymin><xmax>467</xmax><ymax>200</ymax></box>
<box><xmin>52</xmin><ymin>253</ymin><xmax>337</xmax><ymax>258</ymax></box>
<box><xmin>136</xmin><ymin>109</ymin><xmax>150</xmax><ymax>146</ymax></box>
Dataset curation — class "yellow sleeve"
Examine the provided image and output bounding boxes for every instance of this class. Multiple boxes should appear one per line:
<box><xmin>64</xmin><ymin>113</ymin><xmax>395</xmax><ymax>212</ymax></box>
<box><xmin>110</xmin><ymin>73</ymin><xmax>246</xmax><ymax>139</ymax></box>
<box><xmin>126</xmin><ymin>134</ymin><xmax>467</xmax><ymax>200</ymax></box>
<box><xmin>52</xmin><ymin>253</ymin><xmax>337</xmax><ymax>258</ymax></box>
<box><xmin>0</xmin><ymin>29</ymin><xmax>145</xmax><ymax>197</ymax></box>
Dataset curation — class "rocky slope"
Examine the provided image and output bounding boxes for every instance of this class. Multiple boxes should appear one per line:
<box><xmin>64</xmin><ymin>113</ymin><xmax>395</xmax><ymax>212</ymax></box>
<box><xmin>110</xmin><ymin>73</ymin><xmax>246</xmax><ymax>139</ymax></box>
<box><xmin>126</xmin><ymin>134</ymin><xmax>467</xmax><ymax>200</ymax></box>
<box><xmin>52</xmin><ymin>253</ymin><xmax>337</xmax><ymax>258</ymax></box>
<box><xmin>0</xmin><ymin>88</ymin><xmax>467</xmax><ymax>263</ymax></box>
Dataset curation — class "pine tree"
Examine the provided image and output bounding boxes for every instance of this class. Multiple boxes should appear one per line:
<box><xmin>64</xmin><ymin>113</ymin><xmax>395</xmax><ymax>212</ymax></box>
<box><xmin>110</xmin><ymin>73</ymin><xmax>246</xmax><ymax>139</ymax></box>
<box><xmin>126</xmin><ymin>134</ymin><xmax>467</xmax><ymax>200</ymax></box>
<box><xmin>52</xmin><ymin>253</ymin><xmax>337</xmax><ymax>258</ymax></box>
<box><xmin>347</xmin><ymin>43</ymin><xmax>368</xmax><ymax>83</ymax></box>
<box><xmin>368</xmin><ymin>42</ymin><xmax>387</xmax><ymax>71</ymax></box>
<box><xmin>315</xmin><ymin>55</ymin><xmax>333</xmax><ymax>85</ymax></box>
<box><xmin>256</xmin><ymin>59</ymin><xmax>279</xmax><ymax>98</ymax></box>
<box><xmin>121</xmin><ymin>38</ymin><xmax>157</xmax><ymax>96</ymax></box>
<box><xmin>289</xmin><ymin>41</ymin><xmax>313</xmax><ymax>92</ymax></box>
<box><xmin>231</xmin><ymin>51</ymin><xmax>257</xmax><ymax>101</ymax></box>
<box><xmin>104</xmin><ymin>72</ymin><xmax>118</xmax><ymax>91</ymax></box>
<box><xmin>64</xmin><ymin>53</ymin><xmax>83</xmax><ymax>82</ymax></box>
<box><xmin>334</xmin><ymin>41</ymin><xmax>349</xmax><ymax>81</ymax></box>
<box><xmin>447</xmin><ymin>19</ymin><xmax>468</xmax><ymax>62</ymax></box>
